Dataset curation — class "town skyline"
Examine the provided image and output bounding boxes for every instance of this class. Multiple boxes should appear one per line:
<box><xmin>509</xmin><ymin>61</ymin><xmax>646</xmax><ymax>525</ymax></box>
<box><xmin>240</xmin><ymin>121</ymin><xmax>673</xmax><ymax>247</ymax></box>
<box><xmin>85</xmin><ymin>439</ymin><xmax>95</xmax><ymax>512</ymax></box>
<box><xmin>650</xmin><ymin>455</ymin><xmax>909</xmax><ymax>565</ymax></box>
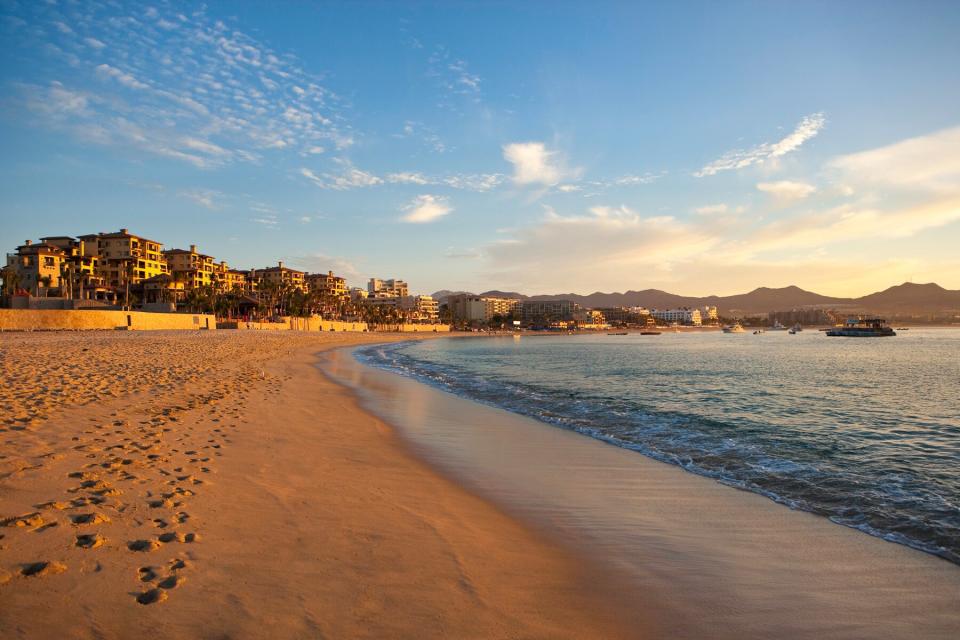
<box><xmin>2</xmin><ymin>1</ymin><xmax>959</xmax><ymax>297</ymax></box>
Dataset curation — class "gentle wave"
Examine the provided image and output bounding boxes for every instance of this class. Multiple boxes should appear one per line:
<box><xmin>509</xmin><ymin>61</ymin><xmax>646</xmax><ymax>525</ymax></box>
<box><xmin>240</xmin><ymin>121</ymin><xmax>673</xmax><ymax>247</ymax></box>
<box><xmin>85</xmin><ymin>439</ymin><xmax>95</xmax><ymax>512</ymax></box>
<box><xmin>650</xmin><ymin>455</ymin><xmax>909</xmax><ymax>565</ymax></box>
<box><xmin>357</xmin><ymin>335</ymin><xmax>960</xmax><ymax>565</ymax></box>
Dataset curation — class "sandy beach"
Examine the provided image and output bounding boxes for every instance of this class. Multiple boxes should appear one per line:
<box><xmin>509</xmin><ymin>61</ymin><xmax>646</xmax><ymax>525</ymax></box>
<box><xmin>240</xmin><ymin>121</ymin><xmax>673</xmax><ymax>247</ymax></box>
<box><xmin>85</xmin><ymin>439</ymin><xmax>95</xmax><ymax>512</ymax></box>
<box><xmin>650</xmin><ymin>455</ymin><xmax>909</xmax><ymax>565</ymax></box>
<box><xmin>3</xmin><ymin>331</ymin><xmax>959</xmax><ymax>639</ymax></box>
<box><xmin>0</xmin><ymin>331</ymin><xmax>642</xmax><ymax>639</ymax></box>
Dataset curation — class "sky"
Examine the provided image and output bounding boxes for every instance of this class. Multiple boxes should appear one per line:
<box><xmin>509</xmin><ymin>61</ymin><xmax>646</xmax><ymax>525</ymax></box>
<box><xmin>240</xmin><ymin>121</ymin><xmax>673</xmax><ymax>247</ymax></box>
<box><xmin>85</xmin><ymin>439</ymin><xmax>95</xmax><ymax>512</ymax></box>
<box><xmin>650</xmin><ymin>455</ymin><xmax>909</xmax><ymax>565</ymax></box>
<box><xmin>2</xmin><ymin>0</ymin><xmax>959</xmax><ymax>297</ymax></box>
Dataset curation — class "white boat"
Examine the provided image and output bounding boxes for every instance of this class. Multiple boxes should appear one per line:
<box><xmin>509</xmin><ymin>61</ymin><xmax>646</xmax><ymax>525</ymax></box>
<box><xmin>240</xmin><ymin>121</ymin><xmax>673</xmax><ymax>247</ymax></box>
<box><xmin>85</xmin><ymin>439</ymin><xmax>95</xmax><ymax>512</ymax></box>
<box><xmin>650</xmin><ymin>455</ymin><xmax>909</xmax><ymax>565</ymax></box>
<box><xmin>722</xmin><ymin>322</ymin><xmax>746</xmax><ymax>333</ymax></box>
<box><xmin>791</xmin><ymin>323</ymin><xmax>803</xmax><ymax>332</ymax></box>
<box><xmin>770</xmin><ymin>320</ymin><xmax>788</xmax><ymax>331</ymax></box>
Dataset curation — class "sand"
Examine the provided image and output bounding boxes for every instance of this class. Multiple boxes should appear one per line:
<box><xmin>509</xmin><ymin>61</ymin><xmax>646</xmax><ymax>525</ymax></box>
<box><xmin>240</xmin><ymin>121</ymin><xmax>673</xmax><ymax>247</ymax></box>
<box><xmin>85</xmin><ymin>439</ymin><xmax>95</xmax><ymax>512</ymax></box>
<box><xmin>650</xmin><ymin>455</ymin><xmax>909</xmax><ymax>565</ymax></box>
<box><xmin>0</xmin><ymin>332</ymin><xmax>641</xmax><ymax>639</ymax></box>
<box><xmin>326</xmin><ymin>347</ymin><xmax>960</xmax><ymax>639</ymax></box>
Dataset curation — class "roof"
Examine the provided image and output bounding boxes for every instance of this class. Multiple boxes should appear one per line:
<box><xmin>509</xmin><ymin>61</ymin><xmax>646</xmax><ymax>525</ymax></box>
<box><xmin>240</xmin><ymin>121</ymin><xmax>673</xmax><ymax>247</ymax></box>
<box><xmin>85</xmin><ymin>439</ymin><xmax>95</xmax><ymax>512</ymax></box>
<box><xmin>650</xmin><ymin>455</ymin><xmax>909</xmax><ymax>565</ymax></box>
<box><xmin>17</xmin><ymin>242</ymin><xmax>66</xmax><ymax>255</ymax></box>
<box><xmin>85</xmin><ymin>231</ymin><xmax>163</xmax><ymax>245</ymax></box>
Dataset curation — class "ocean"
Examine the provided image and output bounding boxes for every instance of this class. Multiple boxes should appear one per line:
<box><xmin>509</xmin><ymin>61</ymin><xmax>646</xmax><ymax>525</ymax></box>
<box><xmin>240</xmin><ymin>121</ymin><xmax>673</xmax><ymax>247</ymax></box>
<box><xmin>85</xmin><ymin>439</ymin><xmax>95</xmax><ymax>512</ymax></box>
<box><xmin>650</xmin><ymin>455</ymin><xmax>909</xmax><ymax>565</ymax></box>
<box><xmin>356</xmin><ymin>329</ymin><xmax>960</xmax><ymax>564</ymax></box>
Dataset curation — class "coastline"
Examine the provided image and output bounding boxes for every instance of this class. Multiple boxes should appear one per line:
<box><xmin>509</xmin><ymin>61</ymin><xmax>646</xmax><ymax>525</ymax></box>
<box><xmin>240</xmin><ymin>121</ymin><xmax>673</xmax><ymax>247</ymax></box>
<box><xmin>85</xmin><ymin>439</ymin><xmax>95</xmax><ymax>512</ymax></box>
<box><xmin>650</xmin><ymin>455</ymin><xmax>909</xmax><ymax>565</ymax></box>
<box><xmin>0</xmin><ymin>331</ymin><xmax>642</xmax><ymax>639</ymax></box>
<box><xmin>327</xmin><ymin>341</ymin><xmax>960</xmax><ymax>639</ymax></box>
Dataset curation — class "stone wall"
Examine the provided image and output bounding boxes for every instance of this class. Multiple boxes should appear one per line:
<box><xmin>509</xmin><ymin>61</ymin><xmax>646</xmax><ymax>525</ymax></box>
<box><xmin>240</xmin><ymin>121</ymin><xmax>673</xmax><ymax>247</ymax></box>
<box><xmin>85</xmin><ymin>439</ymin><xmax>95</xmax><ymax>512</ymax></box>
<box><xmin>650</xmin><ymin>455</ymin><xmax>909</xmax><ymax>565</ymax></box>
<box><xmin>0</xmin><ymin>309</ymin><xmax>216</xmax><ymax>331</ymax></box>
<box><xmin>219</xmin><ymin>318</ymin><xmax>449</xmax><ymax>333</ymax></box>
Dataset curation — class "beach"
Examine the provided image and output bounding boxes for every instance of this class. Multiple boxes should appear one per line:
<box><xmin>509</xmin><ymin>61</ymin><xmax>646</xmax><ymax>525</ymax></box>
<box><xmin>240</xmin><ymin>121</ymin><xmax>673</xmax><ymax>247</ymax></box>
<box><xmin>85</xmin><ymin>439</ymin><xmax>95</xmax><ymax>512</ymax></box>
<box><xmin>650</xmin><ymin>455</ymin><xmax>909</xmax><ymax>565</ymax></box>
<box><xmin>2</xmin><ymin>331</ymin><xmax>959</xmax><ymax>639</ymax></box>
<box><xmin>0</xmin><ymin>331</ymin><xmax>641</xmax><ymax>639</ymax></box>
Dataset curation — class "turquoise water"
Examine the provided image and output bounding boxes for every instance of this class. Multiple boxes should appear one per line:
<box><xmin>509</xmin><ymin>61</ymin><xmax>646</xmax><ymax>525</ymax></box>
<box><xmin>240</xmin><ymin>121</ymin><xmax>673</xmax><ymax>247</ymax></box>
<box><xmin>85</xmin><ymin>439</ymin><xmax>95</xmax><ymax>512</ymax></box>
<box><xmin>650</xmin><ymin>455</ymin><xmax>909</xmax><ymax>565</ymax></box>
<box><xmin>357</xmin><ymin>330</ymin><xmax>960</xmax><ymax>563</ymax></box>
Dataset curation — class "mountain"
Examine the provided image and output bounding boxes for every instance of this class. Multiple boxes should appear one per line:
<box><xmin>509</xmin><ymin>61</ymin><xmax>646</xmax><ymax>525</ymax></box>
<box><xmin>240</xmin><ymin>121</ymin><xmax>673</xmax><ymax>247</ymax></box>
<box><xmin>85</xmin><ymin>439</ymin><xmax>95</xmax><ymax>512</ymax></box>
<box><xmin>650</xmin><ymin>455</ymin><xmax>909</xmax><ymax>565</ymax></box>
<box><xmin>431</xmin><ymin>282</ymin><xmax>960</xmax><ymax>316</ymax></box>
<box><xmin>852</xmin><ymin>282</ymin><xmax>960</xmax><ymax>313</ymax></box>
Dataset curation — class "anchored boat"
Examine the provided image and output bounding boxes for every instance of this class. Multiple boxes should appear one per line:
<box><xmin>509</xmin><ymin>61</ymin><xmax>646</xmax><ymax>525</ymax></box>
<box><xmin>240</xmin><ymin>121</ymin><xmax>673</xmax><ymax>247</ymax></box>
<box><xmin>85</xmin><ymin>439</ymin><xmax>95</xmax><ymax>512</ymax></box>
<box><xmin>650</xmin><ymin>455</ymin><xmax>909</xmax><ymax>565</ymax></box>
<box><xmin>826</xmin><ymin>317</ymin><xmax>896</xmax><ymax>337</ymax></box>
<box><xmin>722</xmin><ymin>322</ymin><xmax>746</xmax><ymax>333</ymax></box>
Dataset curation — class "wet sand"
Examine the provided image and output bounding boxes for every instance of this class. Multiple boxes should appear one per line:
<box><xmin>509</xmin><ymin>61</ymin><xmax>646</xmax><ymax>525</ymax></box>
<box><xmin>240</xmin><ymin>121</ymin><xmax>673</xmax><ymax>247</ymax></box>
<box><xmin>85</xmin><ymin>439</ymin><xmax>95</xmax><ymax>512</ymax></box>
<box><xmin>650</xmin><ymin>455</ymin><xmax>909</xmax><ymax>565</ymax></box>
<box><xmin>0</xmin><ymin>332</ymin><xmax>642</xmax><ymax>639</ymax></box>
<box><xmin>324</xmin><ymin>345</ymin><xmax>960</xmax><ymax>639</ymax></box>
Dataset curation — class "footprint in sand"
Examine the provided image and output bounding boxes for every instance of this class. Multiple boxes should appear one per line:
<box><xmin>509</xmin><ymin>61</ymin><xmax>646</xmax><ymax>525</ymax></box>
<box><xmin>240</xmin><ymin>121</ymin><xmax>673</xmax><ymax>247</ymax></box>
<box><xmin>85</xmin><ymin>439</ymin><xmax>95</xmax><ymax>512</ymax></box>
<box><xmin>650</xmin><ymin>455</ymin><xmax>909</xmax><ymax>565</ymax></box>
<box><xmin>138</xmin><ymin>566</ymin><xmax>158</xmax><ymax>582</ymax></box>
<box><xmin>136</xmin><ymin>588</ymin><xmax>167</xmax><ymax>605</ymax></box>
<box><xmin>75</xmin><ymin>533</ymin><xmax>105</xmax><ymax>549</ymax></box>
<box><xmin>70</xmin><ymin>512</ymin><xmax>110</xmax><ymax>526</ymax></box>
<box><xmin>157</xmin><ymin>574</ymin><xmax>184</xmax><ymax>590</ymax></box>
<box><xmin>128</xmin><ymin>539</ymin><xmax>160</xmax><ymax>552</ymax></box>
<box><xmin>1</xmin><ymin>512</ymin><xmax>45</xmax><ymax>528</ymax></box>
<box><xmin>20</xmin><ymin>561</ymin><xmax>67</xmax><ymax>577</ymax></box>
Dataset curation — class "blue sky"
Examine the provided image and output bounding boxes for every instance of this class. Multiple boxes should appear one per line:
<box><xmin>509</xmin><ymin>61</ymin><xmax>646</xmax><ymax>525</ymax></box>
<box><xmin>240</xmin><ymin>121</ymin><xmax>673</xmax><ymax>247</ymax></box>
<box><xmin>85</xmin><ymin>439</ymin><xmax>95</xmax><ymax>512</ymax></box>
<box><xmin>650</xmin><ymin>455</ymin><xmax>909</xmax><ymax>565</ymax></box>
<box><xmin>2</xmin><ymin>0</ymin><xmax>959</xmax><ymax>296</ymax></box>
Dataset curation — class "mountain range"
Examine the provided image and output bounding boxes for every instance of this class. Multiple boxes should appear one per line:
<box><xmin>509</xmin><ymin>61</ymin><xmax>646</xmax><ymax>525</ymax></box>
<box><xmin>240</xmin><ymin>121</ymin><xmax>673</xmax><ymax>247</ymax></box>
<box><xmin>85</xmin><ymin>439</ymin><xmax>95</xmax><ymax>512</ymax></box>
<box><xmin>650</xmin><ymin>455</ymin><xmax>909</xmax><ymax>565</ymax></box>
<box><xmin>431</xmin><ymin>282</ymin><xmax>960</xmax><ymax>316</ymax></box>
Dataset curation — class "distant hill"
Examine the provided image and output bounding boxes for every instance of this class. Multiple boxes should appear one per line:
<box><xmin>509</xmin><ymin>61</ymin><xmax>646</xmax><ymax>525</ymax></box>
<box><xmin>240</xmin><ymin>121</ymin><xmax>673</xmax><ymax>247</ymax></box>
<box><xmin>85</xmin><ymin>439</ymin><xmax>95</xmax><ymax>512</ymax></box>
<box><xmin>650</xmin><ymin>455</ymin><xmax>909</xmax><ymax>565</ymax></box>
<box><xmin>432</xmin><ymin>282</ymin><xmax>960</xmax><ymax>315</ymax></box>
<box><xmin>852</xmin><ymin>282</ymin><xmax>960</xmax><ymax>313</ymax></box>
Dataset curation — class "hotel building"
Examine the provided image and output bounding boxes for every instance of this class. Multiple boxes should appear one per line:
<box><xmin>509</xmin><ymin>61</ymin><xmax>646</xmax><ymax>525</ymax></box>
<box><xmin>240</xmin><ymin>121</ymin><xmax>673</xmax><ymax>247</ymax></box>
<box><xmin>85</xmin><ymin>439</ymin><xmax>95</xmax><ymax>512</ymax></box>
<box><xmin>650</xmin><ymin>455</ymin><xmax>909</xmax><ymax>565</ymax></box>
<box><xmin>368</xmin><ymin>278</ymin><xmax>409</xmax><ymax>298</ymax></box>
<box><xmin>163</xmin><ymin>245</ymin><xmax>215</xmax><ymax>290</ymax></box>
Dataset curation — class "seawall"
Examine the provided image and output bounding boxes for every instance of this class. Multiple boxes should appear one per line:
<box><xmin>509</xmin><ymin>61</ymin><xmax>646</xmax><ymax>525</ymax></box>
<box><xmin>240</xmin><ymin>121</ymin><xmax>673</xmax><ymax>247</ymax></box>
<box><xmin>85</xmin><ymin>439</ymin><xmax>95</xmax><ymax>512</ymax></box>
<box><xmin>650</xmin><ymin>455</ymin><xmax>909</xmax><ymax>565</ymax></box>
<box><xmin>0</xmin><ymin>309</ymin><xmax>216</xmax><ymax>331</ymax></box>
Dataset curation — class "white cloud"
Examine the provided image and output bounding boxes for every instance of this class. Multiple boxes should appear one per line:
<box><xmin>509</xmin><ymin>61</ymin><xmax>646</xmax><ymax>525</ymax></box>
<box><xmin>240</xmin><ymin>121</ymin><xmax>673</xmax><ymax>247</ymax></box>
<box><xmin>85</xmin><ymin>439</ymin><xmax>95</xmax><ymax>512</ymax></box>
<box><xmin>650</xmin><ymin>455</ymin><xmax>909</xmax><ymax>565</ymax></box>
<box><xmin>94</xmin><ymin>63</ymin><xmax>149</xmax><ymax>90</ymax></box>
<box><xmin>756</xmin><ymin>180</ymin><xmax>817</xmax><ymax>200</ymax></box>
<box><xmin>401</xmin><ymin>194</ymin><xmax>452</xmax><ymax>223</ymax></box>
<box><xmin>300</xmin><ymin>164</ymin><xmax>382</xmax><ymax>190</ymax></box>
<box><xmin>827</xmin><ymin>125</ymin><xmax>960</xmax><ymax>194</ymax></box>
<box><xmin>387</xmin><ymin>172</ymin><xmax>431</xmax><ymax>185</ymax></box>
<box><xmin>10</xmin><ymin>2</ymin><xmax>353</xmax><ymax>167</ymax></box>
<box><xmin>178</xmin><ymin>188</ymin><xmax>223</xmax><ymax>210</ymax></box>
<box><xmin>695</xmin><ymin>204</ymin><xmax>729</xmax><ymax>215</ymax></box>
<box><xmin>695</xmin><ymin>113</ymin><xmax>826</xmax><ymax>177</ymax></box>
<box><xmin>503</xmin><ymin>142</ymin><xmax>576</xmax><ymax>186</ymax></box>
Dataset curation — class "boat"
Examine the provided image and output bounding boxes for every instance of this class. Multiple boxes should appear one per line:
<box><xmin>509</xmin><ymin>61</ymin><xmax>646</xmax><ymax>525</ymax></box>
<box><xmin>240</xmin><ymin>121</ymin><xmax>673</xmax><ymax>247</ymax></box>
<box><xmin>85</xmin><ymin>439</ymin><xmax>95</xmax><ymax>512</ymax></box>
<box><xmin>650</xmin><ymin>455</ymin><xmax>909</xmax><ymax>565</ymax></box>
<box><xmin>896</xmin><ymin>327</ymin><xmax>910</xmax><ymax>331</ymax></box>
<box><xmin>722</xmin><ymin>322</ymin><xmax>746</xmax><ymax>333</ymax></box>
<box><xmin>753</xmin><ymin>329</ymin><xmax>764</xmax><ymax>335</ymax></box>
<box><xmin>607</xmin><ymin>332</ymin><xmax>628</xmax><ymax>336</ymax></box>
<box><xmin>640</xmin><ymin>331</ymin><xmax>661</xmax><ymax>335</ymax></box>
<box><xmin>791</xmin><ymin>323</ymin><xmax>803</xmax><ymax>332</ymax></box>
<box><xmin>826</xmin><ymin>317</ymin><xmax>897</xmax><ymax>337</ymax></box>
<box><xmin>770</xmin><ymin>320</ymin><xmax>788</xmax><ymax>331</ymax></box>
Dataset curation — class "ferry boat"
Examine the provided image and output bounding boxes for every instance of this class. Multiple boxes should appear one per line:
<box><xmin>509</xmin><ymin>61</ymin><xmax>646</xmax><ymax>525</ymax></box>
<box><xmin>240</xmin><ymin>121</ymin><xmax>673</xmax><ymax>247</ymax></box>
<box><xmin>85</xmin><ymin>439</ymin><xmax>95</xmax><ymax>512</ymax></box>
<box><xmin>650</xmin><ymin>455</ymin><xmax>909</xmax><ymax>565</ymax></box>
<box><xmin>826</xmin><ymin>317</ymin><xmax>897</xmax><ymax>337</ymax></box>
<box><xmin>722</xmin><ymin>322</ymin><xmax>746</xmax><ymax>333</ymax></box>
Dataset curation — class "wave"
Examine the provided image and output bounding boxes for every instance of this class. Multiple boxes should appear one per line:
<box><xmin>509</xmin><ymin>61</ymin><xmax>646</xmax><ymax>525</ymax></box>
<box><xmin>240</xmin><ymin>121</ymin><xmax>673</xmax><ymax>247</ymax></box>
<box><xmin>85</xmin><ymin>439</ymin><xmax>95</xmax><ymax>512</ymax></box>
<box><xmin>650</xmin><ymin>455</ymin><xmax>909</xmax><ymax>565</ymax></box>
<box><xmin>356</xmin><ymin>341</ymin><xmax>960</xmax><ymax>565</ymax></box>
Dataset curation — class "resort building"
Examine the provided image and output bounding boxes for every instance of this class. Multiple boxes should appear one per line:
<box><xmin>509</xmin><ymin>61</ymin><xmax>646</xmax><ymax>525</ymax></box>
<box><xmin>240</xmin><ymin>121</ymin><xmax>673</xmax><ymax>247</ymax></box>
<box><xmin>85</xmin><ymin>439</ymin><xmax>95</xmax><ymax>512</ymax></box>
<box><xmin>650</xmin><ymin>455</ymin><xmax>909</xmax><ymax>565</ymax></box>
<box><xmin>78</xmin><ymin>229</ymin><xmax>168</xmax><ymax>288</ymax></box>
<box><xmin>447</xmin><ymin>294</ymin><xmax>521</xmax><ymax>323</ymax></box>
<box><xmin>596</xmin><ymin>306</ymin><xmax>652</xmax><ymax>326</ymax></box>
<box><xmin>520</xmin><ymin>300</ymin><xmax>579</xmax><ymax>325</ymax></box>
<box><xmin>702</xmin><ymin>305</ymin><xmax>719</xmax><ymax>322</ymax></box>
<box><xmin>350</xmin><ymin>287</ymin><xmax>369</xmax><ymax>301</ymax></box>
<box><xmin>163</xmin><ymin>245</ymin><xmax>215</xmax><ymax>290</ymax></box>
<box><xmin>4</xmin><ymin>239</ymin><xmax>66</xmax><ymax>295</ymax></box>
<box><xmin>253</xmin><ymin>262</ymin><xmax>307</xmax><ymax>292</ymax></box>
<box><xmin>39</xmin><ymin>236</ymin><xmax>110</xmax><ymax>300</ymax></box>
<box><xmin>213</xmin><ymin>261</ymin><xmax>248</xmax><ymax>293</ymax></box>
<box><xmin>399</xmin><ymin>295</ymin><xmax>440</xmax><ymax>322</ymax></box>
<box><xmin>650</xmin><ymin>307</ymin><xmax>703</xmax><ymax>326</ymax></box>
<box><xmin>368</xmin><ymin>278</ymin><xmax>409</xmax><ymax>298</ymax></box>
<box><xmin>306</xmin><ymin>271</ymin><xmax>349</xmax><ymax>299</ymax></box>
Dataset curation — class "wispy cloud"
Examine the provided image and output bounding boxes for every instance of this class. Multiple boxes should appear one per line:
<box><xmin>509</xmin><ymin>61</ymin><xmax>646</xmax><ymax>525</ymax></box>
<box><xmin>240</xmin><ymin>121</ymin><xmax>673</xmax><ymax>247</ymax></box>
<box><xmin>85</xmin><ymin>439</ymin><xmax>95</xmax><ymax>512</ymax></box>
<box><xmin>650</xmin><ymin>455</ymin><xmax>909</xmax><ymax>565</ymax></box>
<box><xmin>756</xmin><ymin>180</ymin><xmax>817</xmax><ymax>200</ymax></box>
<box><xmin>827</xmin><ymin>125</ymin><xmax>960</xmax><ymax>194</ymax></box>
<box><xmin>178</xmin><ymin>188</ymin><xmax>224</xmax><ymax>210</ymax></box>
<box><xmin>694</xmin><ymin>203</ymin><xmax>730</xmax><ymax>215</ymax></box>
<box><xmin>401</xmin><ymin>194</ymin><xmax>452</xmax><ymax>223</ymax></box>
<box><xmin>8</xmin><ymin>2</ymin><xmax>354</xmax><ymax>169</ymax></box>
<box><xmin>428</xmin><ymin>45</ymin><xmax>482</xmax><ymax>109</ymax></box>
<box><xmin>302</xmin><ymin>165</ymin><xmax>503</xmax><ymax>192</ymax></box>
<box><xmin>695</xmin><ymin>113</ymin><xmax>826</xmax><ymax>177</ymax></box>
<box><xmin>393</xmin><ymin>120</ymin><xmax>446</xmax><ymax>153</ymax></box>
<box><xmin>300</xmin><ymin>162</ymin><xmax>382</xmax><ymax>190</ymax></box>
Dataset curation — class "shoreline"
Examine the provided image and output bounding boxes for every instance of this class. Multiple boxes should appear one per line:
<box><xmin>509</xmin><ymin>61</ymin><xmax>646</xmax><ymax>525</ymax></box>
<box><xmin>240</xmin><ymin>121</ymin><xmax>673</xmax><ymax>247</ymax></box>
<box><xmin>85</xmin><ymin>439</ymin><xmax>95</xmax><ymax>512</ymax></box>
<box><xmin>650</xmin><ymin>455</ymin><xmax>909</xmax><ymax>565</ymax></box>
<box><xmin>328</xmin><ymin>341</ymin><xmax>960</xmax><ymax>639</ymax></box>
<box><xmin>0</xmin><ymin>331</ymin><xmax>642</xmax><ymax>639</ymax></box>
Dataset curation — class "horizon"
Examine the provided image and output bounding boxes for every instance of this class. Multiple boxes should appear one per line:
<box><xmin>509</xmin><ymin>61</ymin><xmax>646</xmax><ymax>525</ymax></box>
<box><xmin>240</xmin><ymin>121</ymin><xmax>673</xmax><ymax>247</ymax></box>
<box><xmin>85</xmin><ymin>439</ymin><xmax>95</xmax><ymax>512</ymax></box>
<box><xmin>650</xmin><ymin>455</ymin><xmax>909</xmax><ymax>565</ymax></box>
<box><xmin>2</xmin><ymin>1</ymin><xmax>960</xmax><ymax>297</ymax></box>
<box><xmin>437</xmin><ymin>280</ymin><xmax>953</xmax><ymax>300</ymax></box>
